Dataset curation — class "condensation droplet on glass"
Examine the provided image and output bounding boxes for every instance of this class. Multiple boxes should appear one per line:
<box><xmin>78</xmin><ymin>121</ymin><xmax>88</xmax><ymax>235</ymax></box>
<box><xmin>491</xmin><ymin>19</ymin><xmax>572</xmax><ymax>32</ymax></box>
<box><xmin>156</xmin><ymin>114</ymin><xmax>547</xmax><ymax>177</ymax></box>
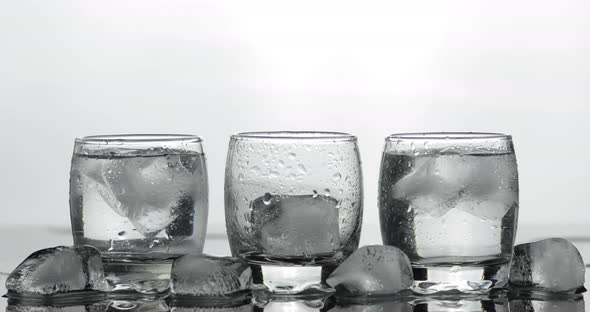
<box><xmin>250</xmin><ymin>166</ymin><xmax>260</xmax><ymax>173</ymax></box>
<box><xmin>328</xmin><ymin>152</ymin><xmax>336</xmax><ymax>158</ymax></box>
<box><xmin>338</xmin><ymin>189</ymin><xmax>343</xmax><ymax>194</ymax></box>
<box><xmin>312</xmin><ymin>190</ymin><xmax>318</xmax><ymax>198</ymax></box>
<box><xmin>278</xmin><ymin>160</ymin><xmax>285</xmax><ymax>167</ymax></box>
<box><xmin>297</xmin><ymin>164</ymin><xmax>307</xmax><ymax>174</ymax></box>
<box><xmin>269</xmin><ymin>170</ymin><xmax>279</xmax><ymax>178</ymax></box>
<box><xmin>263</xmin><ymin>193</ymin><xmax>272</xmax><ymax>205</ymax></box>
<box><xmin>238</xmin><ymin>173</ymin><xmax>244</xmax><ymax>181</ymax></box>
<box><xmin>332</xmin><ymin>173</ymin><xmax>342</xmax><ymax>181</ymax></box>
<box><xmin>324</xmin><ymin>188</ymin><xmax>330</xmax><ymax>196</ymax></box>
<box><xmin>117</xmin><ymin>231</ymin><xmax>126</xmax><ymax>237</ymax></box>
<box><xmin>335</xmin><ymin>200</ymin><xmax>341</xmax><ymax>209</ymax></box>
<box><xmin>288</xmin><ymin>152</ymin><xmax>296</xmax><ymax>159</ymax></box>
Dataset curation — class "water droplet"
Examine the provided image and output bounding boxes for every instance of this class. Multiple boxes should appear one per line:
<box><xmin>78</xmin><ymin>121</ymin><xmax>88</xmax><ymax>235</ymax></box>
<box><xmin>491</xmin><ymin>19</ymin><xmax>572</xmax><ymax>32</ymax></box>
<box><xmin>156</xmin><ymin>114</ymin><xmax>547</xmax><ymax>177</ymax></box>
<box><xmin>238</xmin><ymin>173</ymin><xmax>244</xmax><ymax>181</ymax></box>
<box><xmin>149</xmin><ymin>238</ymin><xmax>161</xmax><ymax>249</ymax></box>
<box><xmin>324</xmin><ymin>188</ymin><xmax>330</xmax><ymax>196</ymax></box>
<box><xmin>288</xmin><ymin>152</ymin><xmax>296</xmax><ymax>159</ymax></box>
<box><xmin>332</xmin><ymin>173</ymin><xmax>342</xmax><ymax>181</ymax></box>
<box><xmin>297</xmin><ymin>164</ymin><xmax>307</xmax><ymax>174</ymax></box>
<box><xmin>250</xmin><ymin>166</ymin><xmax>260</xmax><ymax>173</ymax></box>
<box><xmin>269</xmin><ymin>170</ymin><xmax>279</xmax><ymax>178</ymax></box>
<box><xmin>278</xmin><ymin>160</ymin><xmax>285</xmax><ymax>167</ymax></box>
<box><xmin>263</xmin><ymin>193</ymin><xmax>272</xmax><ymax>205</ymax></box>
<box><xmin>335</xmin><ymin>200</ymin><xmax>341</xmax><ymax>209</ymax></box>
<box><xmin>117</xmin><ymin>231</ymin><xmax>126</xmax><ymax>237</ymax></box>
<box><xmin>338</xmin><ymin>189</ymin><xmax>344</xmax><ymax>194</ymax></box>
<box><xmin>312</xmin><ymin>190</ymin><xmax>318</xmax><ymax>198</ymax></box>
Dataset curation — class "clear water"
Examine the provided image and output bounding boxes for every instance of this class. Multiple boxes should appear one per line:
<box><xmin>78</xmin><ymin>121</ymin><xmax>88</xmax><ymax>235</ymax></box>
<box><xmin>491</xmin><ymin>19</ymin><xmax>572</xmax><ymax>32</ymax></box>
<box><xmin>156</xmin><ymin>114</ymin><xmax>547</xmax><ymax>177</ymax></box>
<box><xmin>70</xmin><ymin>151</ymin><xmax>208</xmax><ymax>259</ymax></box>
<box><xmin>379</xmin><ymin>152</ymin><xmax>519</xmax><ymax>266</ymax></box>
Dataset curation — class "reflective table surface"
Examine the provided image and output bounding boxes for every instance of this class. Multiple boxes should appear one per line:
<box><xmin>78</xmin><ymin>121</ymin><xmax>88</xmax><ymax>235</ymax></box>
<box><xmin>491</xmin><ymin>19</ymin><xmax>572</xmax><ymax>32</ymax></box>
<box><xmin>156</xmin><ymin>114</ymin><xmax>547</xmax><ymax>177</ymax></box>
<box><xmin>1</xmin><ymin>224</ymin><xmax>589</xmax><ymax>311</ymax></box>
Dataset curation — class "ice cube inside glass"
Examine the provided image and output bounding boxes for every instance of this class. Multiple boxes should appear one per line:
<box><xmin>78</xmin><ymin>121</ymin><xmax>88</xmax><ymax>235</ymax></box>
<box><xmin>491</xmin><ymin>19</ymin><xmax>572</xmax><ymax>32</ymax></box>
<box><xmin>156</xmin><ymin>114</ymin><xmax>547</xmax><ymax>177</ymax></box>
<box><xmin>224</xmin><ymin>132</ymin><xmax>363</xmax><ymax>295</ymax></box>
<box><xmin>378</xmin><ymin>132</ymin><xmax>518</xmax><ymax>294</ymax></box>
<box><xmin>69</xmin><ymin>134</ymin><xmax>209</xmax><ymax>261</ymax></box>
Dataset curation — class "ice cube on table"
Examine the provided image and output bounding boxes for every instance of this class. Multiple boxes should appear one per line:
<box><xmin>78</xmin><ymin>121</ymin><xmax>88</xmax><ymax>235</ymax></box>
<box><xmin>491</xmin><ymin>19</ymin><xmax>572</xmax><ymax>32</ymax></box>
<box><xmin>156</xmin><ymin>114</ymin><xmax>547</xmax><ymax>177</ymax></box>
<box><xmin>5</xmin><ymin>246</ymin><xmax>108</xmax><ymax>296</ymax></box>
<box><xmin>253</xmin><ymin>194</ymin><xmax>340</xmax><ymax>257</ymax></box>
<box><xmin>509</xmin><ymin>238</ymin><xmax>585</xmax><ymax>293</ymax></box>
<box><xmin>170</xmin><ymin>255</ymin><xmax>251</xmax><ymax>297</ymax></box>
<box><xmin>326</xmin><ymin>245</ymin><xmax>413</xmax><ymax>295</ymax></box>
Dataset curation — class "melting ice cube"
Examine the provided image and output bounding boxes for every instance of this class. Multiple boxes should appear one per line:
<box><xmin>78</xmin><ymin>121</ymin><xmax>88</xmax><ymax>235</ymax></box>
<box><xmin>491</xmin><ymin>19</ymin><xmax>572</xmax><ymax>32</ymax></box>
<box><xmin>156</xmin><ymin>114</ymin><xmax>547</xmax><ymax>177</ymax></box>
<box><xmin>326</xmin><ymin>245</ymin><xmax>413</xmax><ymax>295</ymax></box>
<box><xmin>170</xmin><ymin>254</ymin><xmax>251</xmax><ymax>297</ymax></box>
<box><xmin>5</xmin><ymin>246</ymin><xmax>108</xmax><ymax>296</ymax></box>
<box><xmin>509</xmin><ymin>238</ymin><xmax>585</xmax><ymax>293</ymax></box>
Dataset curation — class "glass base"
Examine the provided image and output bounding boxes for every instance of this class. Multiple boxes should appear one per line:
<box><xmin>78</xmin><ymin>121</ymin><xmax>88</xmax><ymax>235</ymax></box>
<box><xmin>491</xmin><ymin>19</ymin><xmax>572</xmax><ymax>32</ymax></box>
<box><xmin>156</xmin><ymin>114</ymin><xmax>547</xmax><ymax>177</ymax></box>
<box><xmin>411</xmin><ymin>261</ymin><xmax>509</xmax><ymax>295</ymax></box>
<box><xmin>251</xmin><ymin>264</ymin><xmax>335</xmax><ymax>296</ymax></box>
<box><xmin>102</xmin><ymin>257</ymin><xmax>172</xmax><ymax>296</ymax></box>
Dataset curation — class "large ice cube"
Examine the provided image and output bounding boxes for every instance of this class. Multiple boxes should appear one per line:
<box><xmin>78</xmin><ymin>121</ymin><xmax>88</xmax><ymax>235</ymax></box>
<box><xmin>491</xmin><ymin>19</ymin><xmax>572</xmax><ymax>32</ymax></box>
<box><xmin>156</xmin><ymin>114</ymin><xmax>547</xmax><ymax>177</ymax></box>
<box><xmin>252</xmin><ymin>194</ymin><xmax>340</xmax><ymax>257</ymax></box>
<box><xmin>391</xmin><ymin>154</ymin><xmax>517</xmax><ymax>220</ymax></box>
<box><xmin>509</xmin><ymin>238</ymin><xmax>585</xmax><ymax>293</ymax></box>
<box><xmin>326</xmin><ymin>245</ymin><xmax>413</xmax><ymax>295</ymax></box>
<box><xmin>5</xmin><ymin>246</ymin><xmax>108</xmax><ymax>296</ymax></box>
<box><xmin>170</xmin><ymin>255</ymin><xmax>251</xmax><ymax>297</ymax></box>
<box><xmin>93</xmin><ymin>154</ymin><xmax>196</xmax><ymax>237</ymax></box>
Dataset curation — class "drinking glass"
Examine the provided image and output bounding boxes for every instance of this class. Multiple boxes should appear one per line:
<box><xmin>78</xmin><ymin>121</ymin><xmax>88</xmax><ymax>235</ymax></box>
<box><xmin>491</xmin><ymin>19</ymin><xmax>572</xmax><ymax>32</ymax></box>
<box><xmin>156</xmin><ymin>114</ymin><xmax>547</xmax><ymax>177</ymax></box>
<box><xmin>225</xmin><ymin>132</ymin><xmax>363</xmax><ymax>295</ymax></box>
<box><xmin>70</xmin><ymin>134</ymin><xmax>208</xmax><ymax>293</ymax></box>
<box><xmin>378</xmin><ymin>132</ymin><xmax>518</xmax><ymax>294</ymax></box>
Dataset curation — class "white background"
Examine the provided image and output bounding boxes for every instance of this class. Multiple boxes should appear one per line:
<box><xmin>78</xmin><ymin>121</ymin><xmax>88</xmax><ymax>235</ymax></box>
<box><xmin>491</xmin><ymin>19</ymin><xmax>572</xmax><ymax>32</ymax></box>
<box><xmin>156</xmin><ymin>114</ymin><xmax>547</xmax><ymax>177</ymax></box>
<box><xmin>1</xmin><ymin>0</ymin><xmax>589</xmax><ymax>243</ymax></box>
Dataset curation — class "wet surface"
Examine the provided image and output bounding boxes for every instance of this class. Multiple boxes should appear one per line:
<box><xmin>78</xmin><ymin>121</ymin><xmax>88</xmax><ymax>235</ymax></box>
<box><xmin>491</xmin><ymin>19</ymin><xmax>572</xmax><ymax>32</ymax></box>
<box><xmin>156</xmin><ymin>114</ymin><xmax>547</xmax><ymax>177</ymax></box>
<box><xmin>1</xmin><ymin>225</ymin><xmax>589</xmax><ymax>311</ymax></box>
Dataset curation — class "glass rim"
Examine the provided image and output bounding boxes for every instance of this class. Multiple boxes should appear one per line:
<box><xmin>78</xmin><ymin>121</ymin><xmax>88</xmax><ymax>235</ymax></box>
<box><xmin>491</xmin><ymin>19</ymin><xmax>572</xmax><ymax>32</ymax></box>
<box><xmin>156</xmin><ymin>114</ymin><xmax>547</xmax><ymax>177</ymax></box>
<box><xmin>232</xmin><ymin>131</ymin><xmax>357</xmax><ymax>141</ymax></box>
<box><xmin>386</xmin><ymin>132</ymin><xmax>511</xmax><ymax>141</ymax></box>
<box><xmin>75</xmin><ymin>134</ymin><xmax>203</xmax><ymax>144</ymax></box>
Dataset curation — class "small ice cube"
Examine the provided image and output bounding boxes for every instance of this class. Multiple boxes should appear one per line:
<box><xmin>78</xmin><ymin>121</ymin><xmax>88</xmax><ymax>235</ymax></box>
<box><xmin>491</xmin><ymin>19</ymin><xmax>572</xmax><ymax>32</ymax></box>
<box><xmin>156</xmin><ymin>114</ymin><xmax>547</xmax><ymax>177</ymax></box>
<box><xmin>6</xmin><ymin>246</ymin><xmax>108</xmax><ymax>296</ymax></box>
<box><xmin>509</xmin><ymin>238</ymin><xmax>585</xmax><ymax>293</ymax></box>
<box><xmin>253</xmin><ymin>194</ymin><xmax>340</xmax><ymax>257</ymax></box>
<box><xmin>170</xmin><ymin>255</ymin><xmax>251</xmax><ymax>297</ymax></box>
<box><xmin>326</xmin><ymin>245</ymin><xmax>413</xmax><ymax>295</ymax></box>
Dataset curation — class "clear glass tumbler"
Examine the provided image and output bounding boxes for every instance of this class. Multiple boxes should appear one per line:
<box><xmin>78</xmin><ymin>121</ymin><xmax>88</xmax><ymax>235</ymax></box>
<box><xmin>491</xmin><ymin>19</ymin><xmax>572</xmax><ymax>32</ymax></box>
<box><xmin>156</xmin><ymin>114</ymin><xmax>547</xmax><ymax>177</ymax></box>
<box><xmin>70</xmin><ymin>134</ymin><xmax>208</xmax><ymax>293</ymax></box>
<box><xmin>378</xmin><ymin>132</ymin><xmax>518</xmax><ymax>294</ymax></box>
<box><xmin>225</xmin><ymin>132</ymin><xmax>363</xmax><ymax>295</ymax></box>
